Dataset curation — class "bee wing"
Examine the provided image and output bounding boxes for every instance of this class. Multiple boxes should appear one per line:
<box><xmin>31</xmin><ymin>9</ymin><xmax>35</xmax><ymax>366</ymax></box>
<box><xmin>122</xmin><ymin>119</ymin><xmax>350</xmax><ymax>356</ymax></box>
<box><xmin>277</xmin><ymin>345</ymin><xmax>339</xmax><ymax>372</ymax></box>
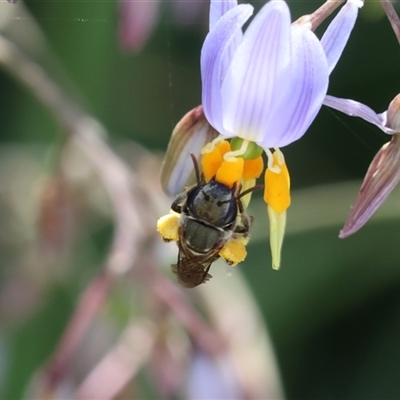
<box><xmin>173</xmin><ymin>238</ymin><xmax>222</xmax><ymax>288</ymax></box>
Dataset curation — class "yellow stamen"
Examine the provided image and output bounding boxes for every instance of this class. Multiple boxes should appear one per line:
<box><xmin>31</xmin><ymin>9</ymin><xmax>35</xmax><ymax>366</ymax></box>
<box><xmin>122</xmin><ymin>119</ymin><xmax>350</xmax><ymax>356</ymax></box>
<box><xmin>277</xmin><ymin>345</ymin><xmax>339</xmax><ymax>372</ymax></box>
<box><xmin>243</xmin><ymin>156</ymin><xmax>264</xmax><ymax>180</ymax></box>
<box><xmin>201</xmin><ymin>146</ymin><xmax>223</xmax><ymax>182</ymax></box>
<box><xmin>264</xmin><ymin>151</ymin><xmax>290</xmax><ymax>213</ymax></box>
<box><xmin>216</xmin><ymin>158</ymin><xmax>244</xmax><ymax>188</ymax></box>
<box><xmin>201</xmin><ymin>135</ymin><xmax>225</xmax><ymax>154</ymax></box>
<box><xmin>263</xmin><ymin>149</ymin><xmax>291</xmax><ymax>270</ymax></box>
<box><xmin>264</xmin><ymin>148</ymin><xmax>281</xmax><ymax>173</ymax></box>
<box><xmin>201</xmin><ymin>140</ymin><xmax>232</xmax><ymax>182</ymax></box>
<box><xmin>215</xmin><ymin>140</ymin><xmax>231</xmax><ymax>156</ymax></box>
<box><xmin>223</xmin><ymin>139</ymin><xmax>249</xmax><ymax>161</ymax></box>
<box><xmin>267</xmin><ymin>206</ymin><xmax>286</xmax><ymax>270</ymax></box>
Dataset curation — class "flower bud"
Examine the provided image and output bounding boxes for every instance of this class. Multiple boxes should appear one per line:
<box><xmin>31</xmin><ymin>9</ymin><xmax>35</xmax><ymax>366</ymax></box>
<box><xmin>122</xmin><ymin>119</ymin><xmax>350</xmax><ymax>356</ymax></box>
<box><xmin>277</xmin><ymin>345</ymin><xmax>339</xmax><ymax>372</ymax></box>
<box><xmin>386</xmin><ymin>94</ymin><xmax>400</xmax><ymax>132</ymax></box>
<box><xmin>340</xmin><ymin>134</ymin><xmax>400</xmax><ymax>237</ymax></box>
<box><xmin>118</xmin><ymin>0</ymin><xmax>160</xmax><ymax>53</ymax></box>
<box><xmin>161</xmin><ymin>105</ymin><xmax>218</xmax><ymax>196</ymax></box>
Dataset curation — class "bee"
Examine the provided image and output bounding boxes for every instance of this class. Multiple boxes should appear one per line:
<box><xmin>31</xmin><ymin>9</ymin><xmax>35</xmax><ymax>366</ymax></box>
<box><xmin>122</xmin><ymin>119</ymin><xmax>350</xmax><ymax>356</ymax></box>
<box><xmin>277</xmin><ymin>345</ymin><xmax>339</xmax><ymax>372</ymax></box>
<box><xmin>170</xmin><ymin>154</ymin><xmax>258</xmax><ymax>288</ymax></box>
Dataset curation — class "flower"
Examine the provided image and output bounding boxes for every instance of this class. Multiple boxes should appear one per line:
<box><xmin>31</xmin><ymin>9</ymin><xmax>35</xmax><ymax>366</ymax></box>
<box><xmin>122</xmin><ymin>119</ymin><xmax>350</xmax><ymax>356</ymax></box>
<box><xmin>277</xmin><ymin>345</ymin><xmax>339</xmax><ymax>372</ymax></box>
<box><xmin>323</xmin><ymin>94</ymin><xmax>400</xmax><ymax>237</ymax></box>
<box><xmin>200</xmin><ymin>0</ymin><xmax>361</xmax><ymax>269</ymax></box>
<box><xmin>159</xmin><ymin>0</ymin><xmax>362</xmax><ymax>273</ymax></box>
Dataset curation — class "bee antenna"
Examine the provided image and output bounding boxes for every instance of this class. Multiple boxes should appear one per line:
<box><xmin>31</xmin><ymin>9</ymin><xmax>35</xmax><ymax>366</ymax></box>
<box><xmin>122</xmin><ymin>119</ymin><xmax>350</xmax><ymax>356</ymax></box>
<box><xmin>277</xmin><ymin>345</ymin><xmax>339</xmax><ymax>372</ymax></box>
<box><xmin>190</xmin><ymin>153</ymin><xmax>201</xmax><ymax>185</ymax></box>
<box><xmin>238</xmin><ymin>184</ymin><xmax>264</xmax><ymax>199</ymax></box>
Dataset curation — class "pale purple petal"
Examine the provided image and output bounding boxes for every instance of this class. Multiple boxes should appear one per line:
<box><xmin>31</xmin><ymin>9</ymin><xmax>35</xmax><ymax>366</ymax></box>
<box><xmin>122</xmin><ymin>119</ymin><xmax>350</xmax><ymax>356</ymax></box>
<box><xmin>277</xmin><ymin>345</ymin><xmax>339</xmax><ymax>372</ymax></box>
<box><xmin>321</xmin><ymin>0</ymin><xmax>362</xmax><ymax>74</ymax></box>
<box><xmin>323</xmin><ymin>95</ymin><xmax>395</xmax><ymax>134</ymax></box>
<box><xmin>201</xmin><ymin>4</ymin><xmax>253</xmax><ymax>135</ymax></box>
<box><xmin>220</xmin><ymin>0</ymin><xmax>291</xmax><ymax>143</ymax></box>
<box><xmin>258</xmin><ymin>25</ymin><xmax>329</xmax><ymax>148</ymax></box>
<box><xmin>210</xmin><ymin>0</ymin><xmax>238</xmax><ymax>30</ymax></box>
<box><xmin>340</xmin><ymin>135</ymin><xmax>400</xmax><ymax>237</ymax></box>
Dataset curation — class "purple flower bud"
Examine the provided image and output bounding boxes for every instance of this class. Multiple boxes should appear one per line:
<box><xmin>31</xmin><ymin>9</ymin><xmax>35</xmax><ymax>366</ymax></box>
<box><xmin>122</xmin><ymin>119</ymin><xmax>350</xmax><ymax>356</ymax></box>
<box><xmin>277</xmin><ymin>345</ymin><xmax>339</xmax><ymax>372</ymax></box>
<box><xmin>118</xmin><ymin>0</ymin><xmax>160</xmax><ymax>53</ymax></box>
<box><xmin>387</xmin><ymin>94</ymin><xmax>400</xmax><ymax>132</ymax></box>
<box><xmin>340</xmin><ymin>134</ymin><xmax>400</xmax><ymax>237</ymax></box>
<box><xmin>160</xmin><ymin>106</ymin><xmax>218</xmax><ymax>196</ymax></box>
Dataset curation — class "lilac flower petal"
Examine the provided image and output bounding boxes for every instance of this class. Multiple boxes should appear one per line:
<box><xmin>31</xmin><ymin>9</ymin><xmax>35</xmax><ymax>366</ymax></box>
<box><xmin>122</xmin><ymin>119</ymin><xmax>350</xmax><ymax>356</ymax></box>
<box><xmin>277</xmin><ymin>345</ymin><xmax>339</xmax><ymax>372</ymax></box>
<box><xmin>220</xmin><ymin>0</ymin><xmax>291</xmax><ymax>143</ymax></box>
<box><xmin>340</xmin><ymin>135</ymin><xmax>400</xmax><ymax>237</ymax></box>
<box><xmin>258</xmin><ymin>25</ymin><xmax>329</xmax><ymax>148</ymax></box>
<box><xmin>201</xmin><ymin>4</ymin><xmax>253</xmax><ymax>135</ymax></box>
<box><xmin>321</xmin><ymin>0</ymin><xmax>362</xmax><ymax>74</ymax></box>
<box><xmin>209</xmin><ymin>0</ymin><xmax>238</xmax><ymax>30</ymax></box>
<box><xmin>323</xmin><ymin>95</ymin><xmax>395</xmax><ymax>134</ymax></box>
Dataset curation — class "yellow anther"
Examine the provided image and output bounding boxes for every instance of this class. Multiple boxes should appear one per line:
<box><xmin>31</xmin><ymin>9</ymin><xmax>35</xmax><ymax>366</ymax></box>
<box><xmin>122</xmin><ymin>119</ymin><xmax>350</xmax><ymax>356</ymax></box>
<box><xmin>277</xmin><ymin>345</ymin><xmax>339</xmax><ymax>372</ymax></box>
<box><xmin>215</xmin><ymin>140</ymin><xmax>231</xmax><ymax>156</ymax></box>
<box><xmin>243</xmin><ymin>156</ymin><xmax>264</xmax><ymax>180</ymax></box>
<box><xmin>156</xmin><ymin>211</ymin><xmax>180</xmax><ymax>242</ymax></box>
<box><xmin>220</xmin><ymin>237</ymin><xmax>247</xmax><ymax>266</ymax></box>
<box><xmin>264</xmin><ymin>152</ymin><xmax>290</xmax><ymax>213</ymax></box>
<box><xmin>201</xmin><ymin>135</ymin><xmax>225</xmax><ymax>154</ymax></box>
<box><xmin>201</xmin><ymin>146</ymin><xmax>223</xmax><ymax>182</ymax></box>
<box><xmin>201</xmin><ymin>140</ymin><xmax>232</xmax><ymax>182</ymax></box>
<box><xmin>216</xmin><ymin>158</ymin><xmax>244</xmax><ymax>188</ymax></box>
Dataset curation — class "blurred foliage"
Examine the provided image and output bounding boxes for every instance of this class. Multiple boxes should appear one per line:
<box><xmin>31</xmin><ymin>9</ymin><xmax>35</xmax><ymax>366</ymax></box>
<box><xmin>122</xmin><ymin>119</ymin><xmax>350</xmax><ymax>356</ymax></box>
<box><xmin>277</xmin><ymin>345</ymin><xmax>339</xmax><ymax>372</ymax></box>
<box><xmin>1</xmin><ymin>0</ymin><xmax>400</xmax><ymax>399</ymax></box>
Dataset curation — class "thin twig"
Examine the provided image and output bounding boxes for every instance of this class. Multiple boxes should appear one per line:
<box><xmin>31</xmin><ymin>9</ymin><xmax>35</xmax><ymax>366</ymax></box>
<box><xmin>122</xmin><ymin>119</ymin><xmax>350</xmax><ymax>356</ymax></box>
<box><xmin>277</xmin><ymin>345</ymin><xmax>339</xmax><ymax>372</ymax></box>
<box><xmin>74</xmin><ymin>320</ymin><xmax>156</xmax><ymax>400</ymax></box>
<box><xmin>0</xmin><ymin>35</ymin><xmax>146</xmax><ymax>275</ymax></box>
<box><xmin>44</xmin><ymin>272</ymin><xmax>112</xmax><ymax>391</ymax></box>
<box><xmin>144</xmin><ymin>259</ymin><xmax>228</xmax><ymax>357</ymax></box>
<box><xmin>0</xmin><ymin>33</ymin><xmax>151</xmax><ymax>392</ymax></box>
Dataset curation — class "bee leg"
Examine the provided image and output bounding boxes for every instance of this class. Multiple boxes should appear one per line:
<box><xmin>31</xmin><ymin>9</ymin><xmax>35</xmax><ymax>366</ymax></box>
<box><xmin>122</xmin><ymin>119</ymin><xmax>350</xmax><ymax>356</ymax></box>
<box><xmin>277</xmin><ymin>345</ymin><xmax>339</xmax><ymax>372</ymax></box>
<box><xmin>201</xmin><ymin>264</ymin><xmax>213</xmax><ymax>284</ymax></box>
<box><xmin>236</xmin><ymin>198</ymin><xmax>252</xmax><ymax>236</ymax></box>
<box><xmin>171</xmin><ymin>192</ymin><xmax>187</xmax><ymax>213</ymax></box>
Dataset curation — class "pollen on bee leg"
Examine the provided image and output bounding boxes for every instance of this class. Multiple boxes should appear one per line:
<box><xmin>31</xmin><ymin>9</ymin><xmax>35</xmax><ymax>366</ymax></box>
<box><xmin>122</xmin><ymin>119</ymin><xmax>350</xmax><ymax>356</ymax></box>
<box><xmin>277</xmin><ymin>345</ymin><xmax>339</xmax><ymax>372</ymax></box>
<box><xmin>156</xmin><ymin>211</ymin><xmax>180</xmax><ymax>242</ymax></box>
<box><xmin>219</xmin><ymin>237</ymin><xmax>247</xmax><ymax>266</ymax></box>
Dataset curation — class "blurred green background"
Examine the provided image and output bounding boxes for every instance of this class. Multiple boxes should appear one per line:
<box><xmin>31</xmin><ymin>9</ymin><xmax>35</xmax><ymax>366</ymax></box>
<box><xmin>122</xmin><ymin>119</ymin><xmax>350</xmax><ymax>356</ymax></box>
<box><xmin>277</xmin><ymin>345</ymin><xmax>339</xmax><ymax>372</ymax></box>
<box><xmin>1</xmin><ymin>0</ymin><xmax>400</xmax><ymax>398</ymax></box>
